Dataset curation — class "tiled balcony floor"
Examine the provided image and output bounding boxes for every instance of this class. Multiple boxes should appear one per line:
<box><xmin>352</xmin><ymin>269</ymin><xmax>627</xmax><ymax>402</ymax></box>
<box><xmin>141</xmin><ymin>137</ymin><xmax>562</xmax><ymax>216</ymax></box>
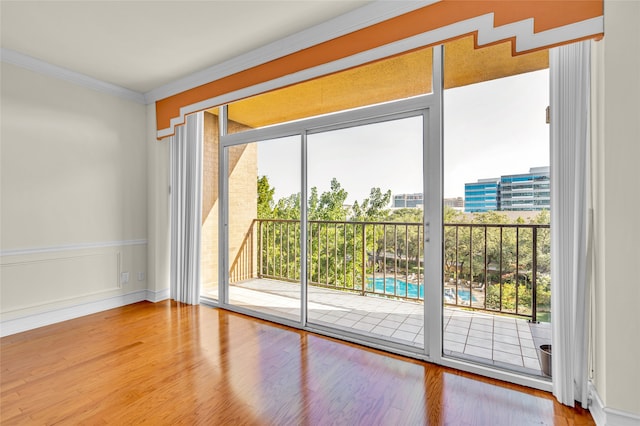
<box><xmin>203</xmin><ymin>278</ymin><xmax>551</xmax><ymax>377</ymax></box>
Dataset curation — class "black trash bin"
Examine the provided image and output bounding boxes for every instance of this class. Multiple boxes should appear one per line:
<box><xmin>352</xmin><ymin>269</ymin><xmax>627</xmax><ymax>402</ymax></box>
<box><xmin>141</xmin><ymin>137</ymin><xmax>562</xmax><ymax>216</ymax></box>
<box><xmin>540</xmin><ymin>344</ymin><xmax>552</xmax><ymax>377</ymax></box>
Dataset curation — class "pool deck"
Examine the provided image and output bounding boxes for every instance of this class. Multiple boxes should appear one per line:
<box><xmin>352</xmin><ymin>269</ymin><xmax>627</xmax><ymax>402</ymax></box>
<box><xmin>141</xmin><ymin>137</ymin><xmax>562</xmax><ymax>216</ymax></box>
<box><xmin>203</xmin><ymin>278</ymin><xmax>551</xmax><ymax>377</ymax></box>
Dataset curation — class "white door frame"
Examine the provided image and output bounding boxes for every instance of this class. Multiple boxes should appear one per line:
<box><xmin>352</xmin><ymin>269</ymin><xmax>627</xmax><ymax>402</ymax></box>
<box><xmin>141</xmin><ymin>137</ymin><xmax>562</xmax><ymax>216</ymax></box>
<box><xmin>214</xmin><ymin>45</ymin><xmax>552</xmax><ymax>392</ymax></box>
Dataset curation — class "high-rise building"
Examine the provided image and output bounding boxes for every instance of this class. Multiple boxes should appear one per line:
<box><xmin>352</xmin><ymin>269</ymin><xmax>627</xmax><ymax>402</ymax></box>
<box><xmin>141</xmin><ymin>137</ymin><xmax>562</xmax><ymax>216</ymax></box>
<box><xmin>464</xmin><ymin>178</ymin><xmax>500</xmax><ymax>212</ymax></box>
<box><xmin>463</xmin><ymin>167</ymin><xmax>550</xmax><ymax>212</ymax></box>
<box><xmin>392</xmin><ymin>193</ymin><xmax>423</xmax><ymax>208</ymax></box>
<box><xmin>500</xmin><ymin>166</ymin><xmax>550</xmax><ymax>211</ymax></box>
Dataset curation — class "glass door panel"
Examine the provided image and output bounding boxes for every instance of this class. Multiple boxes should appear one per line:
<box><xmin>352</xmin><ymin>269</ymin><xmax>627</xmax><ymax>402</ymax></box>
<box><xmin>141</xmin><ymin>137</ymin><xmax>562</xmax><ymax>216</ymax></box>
<box><xmin>442</xmin><ymin>37</ymin><xmax>551</xmax><ymax>377</ymax></box>
<box><xmin>306</xmin><ymin>116</ymin><xmax>425</xmax><ymax>349</ymax></box>
<box><xmin>227</xmin><ymin>136</ymin><xmax>302</xmax><ymax>322</ymax></box>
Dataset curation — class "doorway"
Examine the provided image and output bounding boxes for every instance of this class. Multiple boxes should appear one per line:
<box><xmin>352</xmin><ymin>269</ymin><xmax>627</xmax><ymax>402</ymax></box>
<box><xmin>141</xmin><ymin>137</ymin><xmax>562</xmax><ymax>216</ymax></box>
<box><xmin>220</xmin><ymin>98</ymin><xmax>439</xmax><ymax>355</ymax></box>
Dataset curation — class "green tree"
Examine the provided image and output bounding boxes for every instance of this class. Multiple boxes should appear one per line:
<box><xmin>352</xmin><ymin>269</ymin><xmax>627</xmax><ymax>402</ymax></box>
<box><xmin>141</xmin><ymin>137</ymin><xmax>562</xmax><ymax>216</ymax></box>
<box><xmin>309</xmin><ymin>178</ymin><xmax>349</xmax><ymax>221</ymax></box>
<box><xmin>444</xmin><ymin>206</ymin><xmax>464</xmax><ymax>223</ymax></box>
<box><xmin>350</xmin><ymin>187</ymin><xmax>391</xmax><ymax>222</ymax></box>
<box><xmin>530</xmin><ymin>209</ymin><xmax>550</xmax><ymax>225</ymax></box>
<box><xmin>472</xmin><ymin>211</ymin><xmax>510</xmax><ymax>225</ymax></box>
<box><xmin>389</xmin><ymin>208</ymin><xmax>423</xmax><ymax>223</ymax></box>
<box><xmin>273</xmin><ymin>193</ymin><xmax>301</xmax><ymax>219</ymax></box>
<box><xmin>257</xmin><ymin>175</ymin><xmax>275</xmax><ymax>219</ymax></box>
<box><xmin>306</xmin><ymin>179</ymin><xmax>350</xmax><ymax>284</ymax></box>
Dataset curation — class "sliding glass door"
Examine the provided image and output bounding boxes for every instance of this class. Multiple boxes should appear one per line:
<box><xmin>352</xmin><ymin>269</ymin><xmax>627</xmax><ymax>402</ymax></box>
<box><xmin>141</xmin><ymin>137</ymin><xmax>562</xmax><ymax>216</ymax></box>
<box><xmin>226</xmin><ymin>135</ymin><xmax>302</xmax><ymax>323</ymax></box>
<box><xmin>306</xmin><ymin>116</ymin><xmax>426</xmax><ymax>350</ymax></box>
<box><xmin>440</xmin><ymin>36</ymin><xmax>552</xmax><ymax>379</ymax></box>
<box><xmin>220</xmin><ymin>98</ymin><xmax>438</xmax><ymax>355</ymax></box>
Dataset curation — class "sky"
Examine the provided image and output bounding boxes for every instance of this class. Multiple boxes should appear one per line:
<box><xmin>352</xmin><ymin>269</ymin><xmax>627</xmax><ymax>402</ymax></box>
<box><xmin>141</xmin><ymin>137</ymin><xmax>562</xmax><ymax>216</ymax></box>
<box><xmin>257</xmin><ymin>69</ymin><xmax>550</xmax><ymax>204</ymax></box>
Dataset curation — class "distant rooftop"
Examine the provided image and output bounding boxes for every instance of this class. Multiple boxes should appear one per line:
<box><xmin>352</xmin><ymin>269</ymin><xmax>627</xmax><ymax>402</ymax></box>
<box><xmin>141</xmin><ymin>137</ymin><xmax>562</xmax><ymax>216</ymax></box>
<box><xmin>529</xmin><ymin>166</ymin><xmax>550</xmax><ymax>174</ymax></box>
<box><xmin>502</xmin><ymin>166</ymin><xmax>550</xmax><ymax>178</ymax></box>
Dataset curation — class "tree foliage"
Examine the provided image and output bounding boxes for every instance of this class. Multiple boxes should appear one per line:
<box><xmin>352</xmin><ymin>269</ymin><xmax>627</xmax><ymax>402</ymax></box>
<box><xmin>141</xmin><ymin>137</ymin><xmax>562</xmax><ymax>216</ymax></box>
<box><xmin>309</xmin><ymin>178</ymin><xmax>349</xmax><ymax>221</ymax></box>
<box><xmin>257</xmin><ymin>176</ymin><xmax>275</xmax><ymax>219</ymax></box>
<box><xmin>256</xmin><ymin>176</ymin><xmax>551</xmax><ymax>320</ymax></box>
<box><xmin>389</xmin><ymin>208</ymin><xmax>423</xmax><ymax>223</ymax></box>
<box><xmin>350</xmin><ymin>187</ymin><xmax>392</xmax><ymax>222</ymax></box>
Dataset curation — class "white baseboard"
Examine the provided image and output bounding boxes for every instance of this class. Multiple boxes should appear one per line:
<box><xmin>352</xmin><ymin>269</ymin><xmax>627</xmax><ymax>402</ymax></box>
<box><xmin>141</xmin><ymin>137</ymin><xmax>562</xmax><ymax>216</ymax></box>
<box><xmin>146</xmin><ymin>288</ymin><xmax>170</xmax><ymax>303</ymax></box>
<box><xmin>589</xmin><ymin>382</ymin><xmax>640</xmax><ymax>426</ymax></box>
<box><xmin>0</xmin><ymin>289</ymin><xmax>171</xmax><ymax>337</ymax></box>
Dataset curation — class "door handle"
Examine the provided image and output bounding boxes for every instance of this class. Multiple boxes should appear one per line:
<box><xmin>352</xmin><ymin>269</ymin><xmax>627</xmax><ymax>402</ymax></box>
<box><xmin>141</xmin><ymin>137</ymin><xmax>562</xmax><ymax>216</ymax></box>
<box><xmin>424</xmin><ymin>221</ymin><xmax>430</xmax><ymax>243</ymax></box>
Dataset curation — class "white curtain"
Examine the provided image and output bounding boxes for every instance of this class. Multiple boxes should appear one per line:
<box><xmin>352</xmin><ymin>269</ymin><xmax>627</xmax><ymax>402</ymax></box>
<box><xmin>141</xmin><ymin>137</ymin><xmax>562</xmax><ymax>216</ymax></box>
<box><xmin>549</xmin><ymin>41</ymin><xmax>591</xmax><ymax>407</ymax></box>
<box><xmin>170</xmin><ymin>112</ymin><xmax>203</xmax><ymax>304</ymax></box>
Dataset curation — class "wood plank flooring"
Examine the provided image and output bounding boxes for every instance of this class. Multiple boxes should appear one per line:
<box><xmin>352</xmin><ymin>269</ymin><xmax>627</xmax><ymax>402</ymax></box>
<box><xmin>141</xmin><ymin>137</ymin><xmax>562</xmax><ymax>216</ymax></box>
<box><xmin>1</xmin><ymin>301</ymin><xmax>594</xmax><ymax>425</ymax></box>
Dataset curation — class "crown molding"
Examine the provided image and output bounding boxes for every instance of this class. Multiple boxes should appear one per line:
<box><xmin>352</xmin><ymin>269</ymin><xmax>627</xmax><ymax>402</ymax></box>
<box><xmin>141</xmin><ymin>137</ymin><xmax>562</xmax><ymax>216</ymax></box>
<box><xmin>1</xmin><ymin>2</ymin><xmax>430</xmax><ymax>106</ymax></box>
<box><xmin>1</xmin><ymin>48</ymin><xmax>146</xmax><ymax>104</ymax></box>
<box><xmin>144</xmin><ymin>0</ymin><xmax>432</xmax><ymax>104</ymax></box>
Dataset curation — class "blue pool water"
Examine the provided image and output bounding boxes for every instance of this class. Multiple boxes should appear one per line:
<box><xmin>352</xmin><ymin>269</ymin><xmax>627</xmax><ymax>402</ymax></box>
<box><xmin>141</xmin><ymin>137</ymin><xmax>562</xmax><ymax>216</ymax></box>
<box><xmin>444</xmin><ymin>287</ymin><xmax>476</xmax><ymax>303</ymax></box>
<box><xmin>367</xmin><ymin>277</ymin><xmax>423</xmax><ymax>298</ymax></box>
<box><xmin>367</xmin><ymin>277</ymin><xmax>477</xmax><ymax>302</ymax></box>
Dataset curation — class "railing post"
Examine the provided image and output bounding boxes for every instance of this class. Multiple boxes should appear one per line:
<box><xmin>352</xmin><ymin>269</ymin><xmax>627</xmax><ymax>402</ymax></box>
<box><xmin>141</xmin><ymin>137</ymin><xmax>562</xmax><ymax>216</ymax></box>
<box><xmin>515</xmin><ymin>227</ymin><xmax>520</xmax><ymax>316</ymax></box>
<box><xmin>317</xmin><ymin>222</ymin><xmax>321</xmax><ymax>285</ymax></box>
<box><xmin>482</xmin><ymin>226</ymin><xmax>487</xmax><ymax>310</ymax></box>
<box><xmin>455</xmin><ymin>225</ymin><xmax>459</xmax><ymax>302</ymax></box>
<box><xmin>258</xmin><ymin>220</ymin><xmax>263</xmax><ymax>278</ymax></box>
<box><xmin>325</xmin><ymin>222</ymin><xmax>329</xmax><ymax>285</ymax></box>
<box><xmin>499</xmin><ymin>227</ymin><xmax>503</xmax><ymax>313</ymax></box>
<box><xmin>352</xmin><ymin>223</ymin><xmax>356</xmax><ymax>289</ymax></box>
<box><xmin>265</xmin><ymin>221</ymin><xmax>270</xmax><ymax>277</ymax></box>
<box><xmin>468</xmin><ymin>225</ymin><xmax>473</xmax><ymax>305</ymax></box>
<box><xmin>361</xmin><ymin>224</ymin><xmax>366</xmax><ymax>296</ymax></box>
<box><xmin>279</xmin><ymin>221</ymin><xmax>283</xmax><ymax>279</ymax></box>
<box><xmin>343</xmin><ymin>224</ymin><xmax>348</xmax><ymax>289</ymax></box>
<box><xmin>286</xmin><ymin>221</ymin><xmax>290</xmax><ymax>280</ymax></box>
<box><xmin>530</xmin><ymin>226</ymin><xmax>538</xmax><ymax>323</ymax></box>
<box><xmin>383</xmin><ymin>223</ymin><xmax>387</xmax><ymax>294</ymax></box>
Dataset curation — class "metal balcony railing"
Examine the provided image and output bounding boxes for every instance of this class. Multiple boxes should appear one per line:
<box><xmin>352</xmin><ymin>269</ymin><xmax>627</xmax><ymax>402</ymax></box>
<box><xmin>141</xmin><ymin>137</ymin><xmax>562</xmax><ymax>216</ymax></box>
<box><xmin>242</xmin><ymin>219</ymin><xmax>550</xmax><ymax>322</ymax></box>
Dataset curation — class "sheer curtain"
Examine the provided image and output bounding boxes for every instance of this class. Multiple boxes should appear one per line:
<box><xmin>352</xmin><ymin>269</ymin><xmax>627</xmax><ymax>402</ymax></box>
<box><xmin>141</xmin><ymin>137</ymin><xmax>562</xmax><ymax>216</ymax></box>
<box><xmin>549</xmin><ymin>41</ymin><xmax>591</xmax><ymax>407</ymax></box>
<box><xmin>170</xmin><ymin>112</ymin><xmax>203</xmax><ymax>305</ymax></box>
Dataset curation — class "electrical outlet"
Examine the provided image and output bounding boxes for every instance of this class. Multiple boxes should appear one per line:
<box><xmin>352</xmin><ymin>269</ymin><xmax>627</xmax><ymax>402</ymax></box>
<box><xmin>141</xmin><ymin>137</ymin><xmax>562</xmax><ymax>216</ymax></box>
<box><xmin>137</xmin><ymin>272</ymin><xmax>145</xmax><ymax>281</ymax></box>
<box><xmin>121</xmin><ymin>272</ymin><xmax>130</xmax><ymax>284</ymax></box>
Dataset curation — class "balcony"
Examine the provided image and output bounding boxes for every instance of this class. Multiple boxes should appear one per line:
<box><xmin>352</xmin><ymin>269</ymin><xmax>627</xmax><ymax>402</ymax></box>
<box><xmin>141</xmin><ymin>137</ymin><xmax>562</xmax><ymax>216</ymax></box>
<box><xmin>219</xmin><ymin>219</ymin><xmax>551</xmax><ymax>377</ymax></box>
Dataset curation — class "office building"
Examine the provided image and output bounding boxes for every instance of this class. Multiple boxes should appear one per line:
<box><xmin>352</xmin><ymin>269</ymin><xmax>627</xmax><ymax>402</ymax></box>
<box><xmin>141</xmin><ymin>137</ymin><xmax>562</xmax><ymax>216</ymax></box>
<box><xmin>464</xmin><ymin>167</ymin><xmax>550</xmax><ymax>212</ymax></box>
<box><xmin>464</xmin><ymin>178</ymin><xmax>500</xmax><ymax>212</ymax></box>
<box><xmin>393</xmin><ymin>193</ymin><xmax>423</xmax><ymax>208</ymax></box>
<box><xmin>500</xmin><ymin>166</ymin><xmax>550</xmax><ymax>211</ymax></box>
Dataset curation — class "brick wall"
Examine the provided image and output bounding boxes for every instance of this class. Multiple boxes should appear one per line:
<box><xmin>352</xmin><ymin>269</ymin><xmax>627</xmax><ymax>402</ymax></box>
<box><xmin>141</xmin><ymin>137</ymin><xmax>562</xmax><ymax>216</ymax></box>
<box><xmin>201</xmin><ymin>112</ymin><xmax>257</xmax><ymax>297</ymax></box>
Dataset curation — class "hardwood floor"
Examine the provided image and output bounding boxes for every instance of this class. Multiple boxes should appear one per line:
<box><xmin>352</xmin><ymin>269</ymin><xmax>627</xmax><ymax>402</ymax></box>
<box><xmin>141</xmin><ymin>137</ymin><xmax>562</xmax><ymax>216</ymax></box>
<box><xmin>1</xmin><ymin>301</ymin><xmax>594</xmax><ymax>425</ymax></box>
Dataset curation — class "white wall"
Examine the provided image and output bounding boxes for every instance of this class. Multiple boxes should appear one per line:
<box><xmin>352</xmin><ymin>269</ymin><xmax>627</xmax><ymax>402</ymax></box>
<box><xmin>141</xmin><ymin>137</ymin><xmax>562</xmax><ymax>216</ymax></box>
<box><xmin>0</xmin><ymin>62</ymin><xmax>148</xmax><ymax>334</ymax></box>
<box><xmin>591</xmin><ymin>0</ymin><xmax>640</xmax><ymax>419</ymax></box>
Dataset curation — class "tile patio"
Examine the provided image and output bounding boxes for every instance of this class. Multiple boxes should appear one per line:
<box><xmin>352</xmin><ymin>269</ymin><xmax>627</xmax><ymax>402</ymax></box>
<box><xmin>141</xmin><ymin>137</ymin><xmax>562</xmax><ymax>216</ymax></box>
<box><xmin>203</xmin><ymin>278</ymin><xmax>551</xmax><ymax>377</ymax></box>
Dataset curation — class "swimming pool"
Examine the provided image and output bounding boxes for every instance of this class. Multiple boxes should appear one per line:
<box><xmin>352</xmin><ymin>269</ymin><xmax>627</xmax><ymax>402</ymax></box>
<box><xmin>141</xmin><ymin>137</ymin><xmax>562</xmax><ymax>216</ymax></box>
<box><xmin>367</xmin><ymin>277</ymin><xmax>423</xmax><ymax>298</ymax></box>
<box><xmin>444</xmin><ymin>288</ymin><xmax>476</xmax><ymax>303</ymax></box>
<box><xmin>367</xmin><ymin>277</ymin><xmax>477</xmax><ymax>302</ymax></box>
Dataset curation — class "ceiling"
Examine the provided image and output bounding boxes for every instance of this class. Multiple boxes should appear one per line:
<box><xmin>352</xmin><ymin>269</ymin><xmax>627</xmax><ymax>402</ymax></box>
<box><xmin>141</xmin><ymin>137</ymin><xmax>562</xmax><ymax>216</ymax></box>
<box><xmin>0</xmin><ymin>1</ymin><xmax>370</xmax><ymax>94</ymax></box>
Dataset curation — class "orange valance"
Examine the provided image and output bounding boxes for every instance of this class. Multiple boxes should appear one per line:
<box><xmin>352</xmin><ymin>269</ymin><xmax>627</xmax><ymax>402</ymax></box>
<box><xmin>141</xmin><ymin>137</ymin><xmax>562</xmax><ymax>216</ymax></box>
<box><xmin>156</xmin><ymin>0</ymin><xmax>603</xmax><ymax>139</ymax></box>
